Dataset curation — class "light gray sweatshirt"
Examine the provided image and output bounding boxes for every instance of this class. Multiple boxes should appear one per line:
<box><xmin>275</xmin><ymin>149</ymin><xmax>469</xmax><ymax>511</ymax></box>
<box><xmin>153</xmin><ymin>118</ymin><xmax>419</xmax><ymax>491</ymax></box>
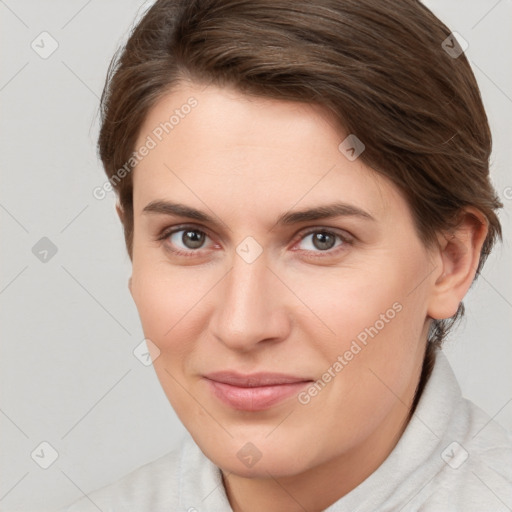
<box><xmin>61</xmin><ymin>350</ymin><xmax>512</xmax><ymax>511</ymax></box>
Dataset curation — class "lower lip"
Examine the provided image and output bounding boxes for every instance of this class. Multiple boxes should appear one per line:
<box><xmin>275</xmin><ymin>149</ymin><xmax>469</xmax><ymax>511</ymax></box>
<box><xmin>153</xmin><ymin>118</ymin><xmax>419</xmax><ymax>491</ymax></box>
<box><xmin>205</xmin><ymin>379</ymin><xmax>311</xmax><ymax>411</ymax></box>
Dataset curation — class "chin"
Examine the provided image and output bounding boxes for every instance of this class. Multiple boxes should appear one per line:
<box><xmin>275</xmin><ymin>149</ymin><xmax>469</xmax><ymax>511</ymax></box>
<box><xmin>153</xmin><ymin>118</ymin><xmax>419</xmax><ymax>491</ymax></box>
<box><xmin>196</xmin><ymin>433</ymin><xmax>317</xmax><ymax>479</ymax></box>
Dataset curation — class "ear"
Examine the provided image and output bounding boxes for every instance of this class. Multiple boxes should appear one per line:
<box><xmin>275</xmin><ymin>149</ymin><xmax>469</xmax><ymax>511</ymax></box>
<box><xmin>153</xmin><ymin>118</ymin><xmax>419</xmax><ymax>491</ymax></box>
<box><xmin>427</xmin><ymin>208</ymin><xmax>488</xmax><ymax>320</ymax></box>
<box><xmin>128</xmin><ymin>276</ymin><xmax>133</xmax><ymax>296</ymax></box>
<box><xmin>115</xmin><ymin>202</ymin><xmax>125</xmax><ymax>224</ymax></box>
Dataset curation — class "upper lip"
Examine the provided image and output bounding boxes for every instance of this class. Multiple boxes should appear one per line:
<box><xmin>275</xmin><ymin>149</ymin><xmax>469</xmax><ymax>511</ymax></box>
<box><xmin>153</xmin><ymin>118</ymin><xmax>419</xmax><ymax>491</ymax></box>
<box><xmin>203</xmin><ymin>372</ymin><xmax>313</xmax><ymax>387</ymax></box>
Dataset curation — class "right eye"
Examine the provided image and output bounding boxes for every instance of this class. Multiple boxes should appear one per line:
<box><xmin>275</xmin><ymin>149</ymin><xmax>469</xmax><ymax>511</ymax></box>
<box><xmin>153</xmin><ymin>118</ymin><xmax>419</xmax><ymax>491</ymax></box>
<box><xmin>157</xmin><ymin>225</ymin><xmax>216</xmax><ymax>257</ymax></box>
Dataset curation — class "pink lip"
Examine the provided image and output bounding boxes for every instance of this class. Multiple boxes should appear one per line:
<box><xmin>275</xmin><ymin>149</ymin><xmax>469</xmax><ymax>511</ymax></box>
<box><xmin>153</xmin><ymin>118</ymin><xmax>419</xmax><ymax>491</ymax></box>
<box><xmin>203</xmin><ymin>372</ymin><xmax>313</xmax><ymax>411</ymax></box>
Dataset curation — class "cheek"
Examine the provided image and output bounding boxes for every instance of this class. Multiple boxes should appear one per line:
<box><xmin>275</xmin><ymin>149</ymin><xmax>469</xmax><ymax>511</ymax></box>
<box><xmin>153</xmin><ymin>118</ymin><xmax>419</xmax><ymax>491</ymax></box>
<box><xmin>285</xmin><ymin>251</ymin><xmax>430</xmax><ymax>413</ymax></box>
<box><xmin>130</xmin><ymin>262</ymin><xmax>211</xmax><ymax>355</ymax></box>
<box><xmin>291</xmin><ymin>273</ymin><xmax>427</xmax><ymax>447</ymax></box>
<box><xmin>130</xmin><ymin>263</ymin><xmax>213</xmax><ymax>420</ymax></box>
<box><xmin>284</xmin><ymin>262</ymin><xmax>417</xmax><ymax>354</ymax></box>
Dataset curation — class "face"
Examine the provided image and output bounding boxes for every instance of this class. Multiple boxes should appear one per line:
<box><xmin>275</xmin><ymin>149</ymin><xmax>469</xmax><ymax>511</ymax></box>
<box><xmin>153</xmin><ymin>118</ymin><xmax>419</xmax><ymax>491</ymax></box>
<box><xmin>129</xmin><ymin>81</ymin><xmax>438</xmax><ymax>479</ymax></box>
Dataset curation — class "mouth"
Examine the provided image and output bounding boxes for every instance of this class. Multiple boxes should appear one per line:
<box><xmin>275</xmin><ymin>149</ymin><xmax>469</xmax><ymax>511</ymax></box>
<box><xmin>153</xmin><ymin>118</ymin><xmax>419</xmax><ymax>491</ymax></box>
<box><xmin>203</xmin><ymin>372</ymin><xmax>314</xmax><ymax>411</ymax></box>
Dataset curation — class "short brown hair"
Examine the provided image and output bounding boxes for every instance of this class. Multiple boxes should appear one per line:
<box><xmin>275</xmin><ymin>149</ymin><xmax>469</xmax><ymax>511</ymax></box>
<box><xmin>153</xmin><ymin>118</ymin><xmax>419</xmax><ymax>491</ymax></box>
<box><xmin>98</xmin><ymin>0</ymin><xmax>502</xmax><ymax>353</ymax></box>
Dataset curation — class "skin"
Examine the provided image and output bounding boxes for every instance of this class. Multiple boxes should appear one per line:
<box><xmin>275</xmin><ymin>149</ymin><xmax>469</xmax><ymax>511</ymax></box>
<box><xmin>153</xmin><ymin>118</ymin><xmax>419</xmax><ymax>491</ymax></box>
<box><xmin>125</xmin><ymin>80</ymin><xmax>487</xmax><ymax>512</ymax></box>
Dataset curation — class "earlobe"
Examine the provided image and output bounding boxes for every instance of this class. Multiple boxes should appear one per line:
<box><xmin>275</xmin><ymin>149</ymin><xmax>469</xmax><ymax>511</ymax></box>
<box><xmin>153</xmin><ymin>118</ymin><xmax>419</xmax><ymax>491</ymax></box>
<box><xmin>427</xmin><ymin>208</ymin><xmax>488</xmax><ymax>320</ymax></box>
<box><xmin>116</xmin><ymin>202</ymin><xmax>125</xmax><ymax>223</ymax></box>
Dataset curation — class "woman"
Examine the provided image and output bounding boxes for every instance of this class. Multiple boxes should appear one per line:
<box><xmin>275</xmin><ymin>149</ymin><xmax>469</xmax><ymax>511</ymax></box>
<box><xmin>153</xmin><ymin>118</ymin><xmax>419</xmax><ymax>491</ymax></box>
<box><xmin>63</xmin><ymin>0</ymin><xmax>512</xmax><ymax>510</ymax></box>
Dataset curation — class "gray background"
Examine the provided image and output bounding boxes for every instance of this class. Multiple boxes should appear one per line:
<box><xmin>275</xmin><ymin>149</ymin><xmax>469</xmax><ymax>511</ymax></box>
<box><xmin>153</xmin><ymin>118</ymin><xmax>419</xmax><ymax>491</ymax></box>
<box><xmin>0</xmin><ymin>1</ymin><xmax>510</xmax><ymax>510</ymax></box>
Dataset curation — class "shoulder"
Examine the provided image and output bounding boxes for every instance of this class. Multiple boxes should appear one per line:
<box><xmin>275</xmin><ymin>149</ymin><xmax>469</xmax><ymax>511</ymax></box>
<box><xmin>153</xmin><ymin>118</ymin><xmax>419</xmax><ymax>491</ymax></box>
<box><xmin>422</xmin><ymin>390</ymin><xmax>512</xmax><ymax>511</ymax></box>
<box><xmin>392</xmin><ymin>350</ymin><xmax>512</xmax><ymax>511</ymax></box>
<box><xmin>59</xmin><ymin>435</ymin><xmax>216</xmax><ymax>512</ymax></box>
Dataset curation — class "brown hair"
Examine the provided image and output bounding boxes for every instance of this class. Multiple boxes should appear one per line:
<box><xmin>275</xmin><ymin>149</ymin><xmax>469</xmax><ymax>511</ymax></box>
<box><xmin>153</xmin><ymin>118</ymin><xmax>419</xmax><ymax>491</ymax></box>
<box><xmin>98</xmin><ymin>0</ymin><xmax>502</xmax><ymax>363</ymax></box>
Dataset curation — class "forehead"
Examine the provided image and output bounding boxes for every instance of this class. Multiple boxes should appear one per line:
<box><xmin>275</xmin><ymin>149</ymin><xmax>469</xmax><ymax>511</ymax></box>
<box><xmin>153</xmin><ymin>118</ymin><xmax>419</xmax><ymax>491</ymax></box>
<box><xmin>136</xmin><ymin>81</ymin><xmax>343</xmax><ymax>157</ymax></box>
<box><xmin>131</xmin><ymin>82</ymin><xmax>407</xmax><ymax>225</ymax></box>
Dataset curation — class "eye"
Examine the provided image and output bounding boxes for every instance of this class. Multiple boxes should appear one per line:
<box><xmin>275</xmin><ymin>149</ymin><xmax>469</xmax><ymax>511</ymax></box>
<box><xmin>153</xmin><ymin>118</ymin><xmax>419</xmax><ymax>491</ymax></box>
<box><xmin>157</xmin><ymin>225</ymin><xmax>352</xmax><ymax>259</ymax></box>
<box><xmin>157</xmin><ymin>225</ymin><xmax>214</xmax><ymax>256</ymax></box>
<box><xmin>294</xmin><ymin>229</ymin><xmax>350</xmax><ymax>256</ymax></box>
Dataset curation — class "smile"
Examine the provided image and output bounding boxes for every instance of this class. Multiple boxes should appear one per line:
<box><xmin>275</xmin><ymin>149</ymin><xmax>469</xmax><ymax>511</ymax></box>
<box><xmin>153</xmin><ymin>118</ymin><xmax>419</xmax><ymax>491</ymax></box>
<box><xmin>203</xmin><ymin>372</ymin><xmax>313</xmax><ymax>411</ymax></box>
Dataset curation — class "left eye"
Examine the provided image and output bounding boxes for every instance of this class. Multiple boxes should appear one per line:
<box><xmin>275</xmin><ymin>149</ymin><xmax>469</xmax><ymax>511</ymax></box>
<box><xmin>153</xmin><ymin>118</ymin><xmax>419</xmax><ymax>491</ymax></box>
<box><xmin>296</xmin><ymin>230</ymin><xmax>345</xmax><ymax>252</ymax></box>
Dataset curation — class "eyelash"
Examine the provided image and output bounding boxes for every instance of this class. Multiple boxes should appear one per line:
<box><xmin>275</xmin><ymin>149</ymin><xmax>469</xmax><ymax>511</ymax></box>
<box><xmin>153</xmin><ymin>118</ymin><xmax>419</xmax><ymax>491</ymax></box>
<box><xmin>156</xmin><ymin>224</ymin><xmax>353</xmax><ymax>260</ymax></box>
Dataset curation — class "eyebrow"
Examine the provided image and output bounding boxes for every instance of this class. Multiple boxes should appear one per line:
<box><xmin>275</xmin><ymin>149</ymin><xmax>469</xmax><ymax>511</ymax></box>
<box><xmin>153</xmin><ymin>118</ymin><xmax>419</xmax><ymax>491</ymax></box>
<box><xmin>142</xmin><ymin>200</ymin><xmax>375</xmax><ymax>227</ymax></box>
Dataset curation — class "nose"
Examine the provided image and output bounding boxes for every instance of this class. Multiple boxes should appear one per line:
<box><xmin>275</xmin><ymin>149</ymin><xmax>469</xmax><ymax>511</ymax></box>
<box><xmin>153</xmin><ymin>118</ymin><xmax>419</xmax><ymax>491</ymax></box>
<box><xmin>209</xmin><ymin>250</ymin><xmax>292</xmax><ymax>352</ymax></box>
